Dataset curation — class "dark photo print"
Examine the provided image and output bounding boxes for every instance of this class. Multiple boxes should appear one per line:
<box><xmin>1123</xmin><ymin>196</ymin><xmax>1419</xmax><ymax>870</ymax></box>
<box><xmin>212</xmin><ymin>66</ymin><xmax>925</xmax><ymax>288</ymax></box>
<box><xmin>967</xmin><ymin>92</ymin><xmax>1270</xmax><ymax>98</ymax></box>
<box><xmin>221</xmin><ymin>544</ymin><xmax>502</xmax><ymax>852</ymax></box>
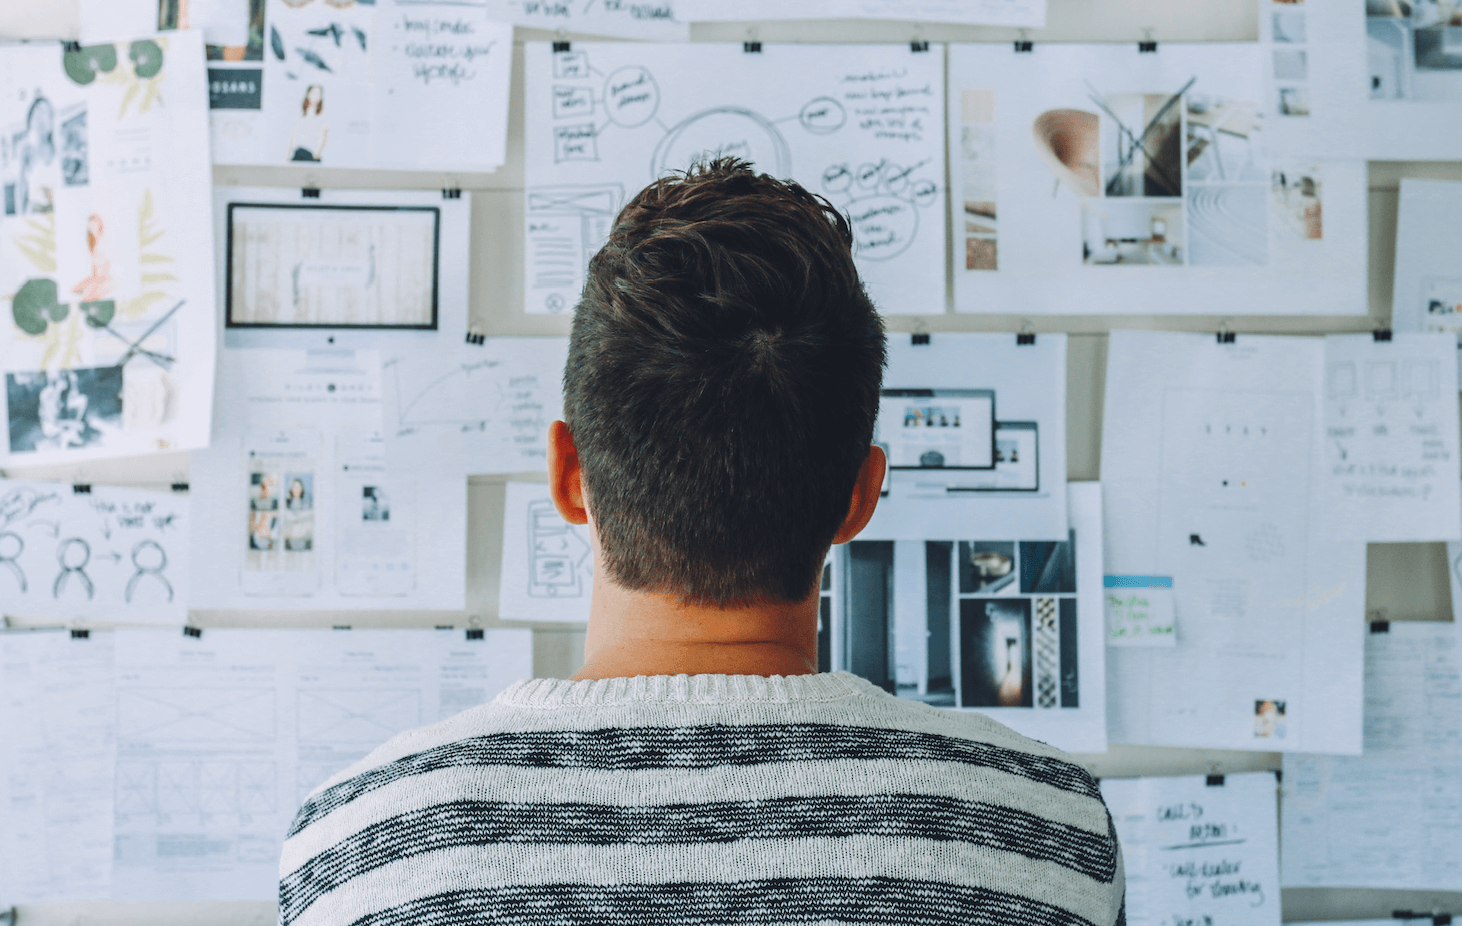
<box><xmin>7</xmin><ymin>366</ymin><xmax>123</xmax><ymax>454</ymax></box>
<box><xmin>960</xmin><ymin>597</ymin><xmax>1033</xmax><ymax>708</ymax></box>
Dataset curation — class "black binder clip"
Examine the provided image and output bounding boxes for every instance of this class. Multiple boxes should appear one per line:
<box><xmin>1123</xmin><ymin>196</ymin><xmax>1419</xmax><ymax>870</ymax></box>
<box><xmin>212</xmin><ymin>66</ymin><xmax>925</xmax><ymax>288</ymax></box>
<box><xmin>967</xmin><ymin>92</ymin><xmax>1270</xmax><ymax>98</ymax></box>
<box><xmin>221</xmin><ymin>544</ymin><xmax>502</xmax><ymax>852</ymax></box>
<box><xmin>743</xmin><ymin>41</ymin><xmax>762</xmax><ymax>53</ymax></box>
<box><xmin>1434</xmin><ymin>915</ymin><xmax>1453</xmax><ymax>925</ymax></box>
<box><xmin>171</xmin><ymin>482</ymin><xmax>189</xmax><ymax>493</ymax></box>
<box><xmin>911</xmin><ymin>333</ymin><xmax>930</xmax><ymax>346</ymax></box>
<box><xmin>332</xmin><ymin>625</ymin><xmax>352</xmax><ymax>631</ymax></box>
<box><xmin>72</xmin><ymin>483</ymin><xmax>92</xmax><ymax>494</ymax></box>
<box><xmin>1371</xmin><ymin>620</ymin><xmax>1391</xmax><ymax>633</ymax></box>
<box><xmin>1014</xmin><ymin>39</ymin><xmax>1033</xmax><ymax>52</ymax></box>
<box><xmin>61</xmin><ymin>40</ymin><xmax>82</xmax><ymax>53</ymax></box>
<box><xmin>442</xmin><ymin>188</ymin><xmax>462</xmax><ymax>200</ymax></box>
<box><xmin>183</xmin><ymin>626</ymin><xmax>203</xmax><ymax>638</ymax></box>
<box><xmin>1138</xmin><ymin>40</ymin><xmax>1158</xmax><ymax>53</ymax></box>
<box><xmin>466</xmin><ymin>331</ymin><xmax>486</xmax><ymax>345</ymax></box>
<box><xmin>70</xmin><ymin>628</ymin><xmax>90</xmax><ymax>639</ymax></box>
<box><xmin>1216</xmin><ymin>331</ymin><xmax>1235</xmax><ymax>344</ymax></box>
<box><xmin>1016</xmin><ymin>333</ymin><xmax>1036</xmax><ymax>346</ymax></box>
<box><xmin>1205</xmin><ymin>774</ymin><xmax>1225</xmax><ymax>787</ymax></box>
<box><xmin>910</xmin><ymin>41</ymin><xmax>929</xmax><ymax>53</ymax></box>
<box><xmin>552</xmin><ymin>40</ymin><xmax>571</xmax><ymax>53</ymax></box>
<box><xmin>466</xmin><ymin>628</ymin><xmax>485</xmax><ymax>641</ymax></box>
<box><xmin>1373</xmin><ymin>328</ymin><xmax>1393</xmax><ymax>342</ymax></box>
<box><xmin>301</xmin><ymin>187</ymin><xmax>321</xmax><ymax>199</ymax></box>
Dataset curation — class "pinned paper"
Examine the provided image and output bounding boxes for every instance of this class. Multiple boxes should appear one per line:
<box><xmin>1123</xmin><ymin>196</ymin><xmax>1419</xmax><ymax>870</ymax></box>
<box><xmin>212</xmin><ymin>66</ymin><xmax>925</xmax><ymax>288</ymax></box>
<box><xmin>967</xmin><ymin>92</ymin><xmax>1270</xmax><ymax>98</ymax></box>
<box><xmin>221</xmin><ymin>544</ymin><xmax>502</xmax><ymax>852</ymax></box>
<box><xmin>1104</xmin><ymin>576</ymin><xmax>1176</xmax><ymax>647</ymax></box>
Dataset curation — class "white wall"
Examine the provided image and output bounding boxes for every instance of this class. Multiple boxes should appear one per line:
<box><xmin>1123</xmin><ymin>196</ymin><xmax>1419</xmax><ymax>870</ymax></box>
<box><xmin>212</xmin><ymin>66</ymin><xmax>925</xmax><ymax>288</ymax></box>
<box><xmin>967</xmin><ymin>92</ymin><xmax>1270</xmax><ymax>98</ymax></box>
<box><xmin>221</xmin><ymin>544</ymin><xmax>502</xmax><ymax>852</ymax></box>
<box><xmin>2</xmin><ymin>0</ymin><xmax>1459</xmax><ymax>921</ymax></box>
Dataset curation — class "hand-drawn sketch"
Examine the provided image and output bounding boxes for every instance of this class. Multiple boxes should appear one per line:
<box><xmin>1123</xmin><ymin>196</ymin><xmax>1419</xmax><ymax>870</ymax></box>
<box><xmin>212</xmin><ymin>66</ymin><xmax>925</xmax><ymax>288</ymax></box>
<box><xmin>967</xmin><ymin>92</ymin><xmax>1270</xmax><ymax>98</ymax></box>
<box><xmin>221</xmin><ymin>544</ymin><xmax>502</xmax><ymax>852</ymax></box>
<box><xmin>0</xmin><ymin>479</ymin><xmax>188</xmax><ymax>622</ymax></box>
<box><xmin>525</xmin><ymin>43</ymin><xmax>946</xmax><ymax>316</ymax></box>
<box><xmin>500</xmin><ymin>482</ymin><xmax>593</xmax><ymax>622</ymax></box>
<box><xmin>0</xmin><ymin>35</ymin><xmax>217</xmax><ymax>466</ymax></box>
<box><xmin>297</xmin><ymin>688</ymin><xmax>421</xmax><ymax>742</ymax></box>
<box><xmin>948</xmin><ymin>42</ymin><xmax>1367</xmax><ymax>315</ymax></box>
<box><xmin>486</xmin><ymin>0</ymin><xmax>687</xmax><ymax>41</ymax></box>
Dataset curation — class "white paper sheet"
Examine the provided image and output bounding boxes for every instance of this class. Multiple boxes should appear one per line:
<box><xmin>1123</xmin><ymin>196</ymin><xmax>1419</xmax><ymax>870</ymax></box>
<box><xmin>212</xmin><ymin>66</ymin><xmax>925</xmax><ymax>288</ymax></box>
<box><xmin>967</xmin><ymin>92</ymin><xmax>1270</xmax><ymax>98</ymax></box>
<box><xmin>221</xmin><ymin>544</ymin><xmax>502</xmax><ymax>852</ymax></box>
<box><xmin>0</xmin><ymin>629</ymin><xmax>115</xmax><ymax>904</ymax></box>
<box><xmin>382</xmin><ymin>337</ymin><xmax>567</xmax><ymax>475</ymax></box>
<box><xmin>1102</xmin><ymin>772</ymin><xmax>1281</xmax><ymax>926</ymax></box>
<box><xmin>1281</xmin><ymin>621</ymin><xmax>1462</xmax><ymax>890</ymax></box>
<box><xmin>0</xmin><ymin>479</ymin><xmax>188</xmax><ymax>623</ymax></box>
<box><xmin>1318</xmin><ymin>333</ymin><xmax>1461</xmax><ymax>542</ymax></box>
<box><xmin>111</xmin><ymin>626</ymin><xmax>533</xmax><ymax>901</ymax></box>
<box><xmin>1102</xmin><ymin>331</ymin><xmax>1366</xmax><ymax>754</ymax></box>
<box><xmin>1391</xmin><ymin>179</ymin><xmax>1462</xmax><ymax>379</ymax></box>
<box><xmin>0</xmin><ymin>32</ymin><xmax>218</xmax><ymax>465</ymax></box>
<box><xmin>189</xmin><ymin>348</ymin><xmax>466</xmax><ymax>610</ymax></box>
<box><xmin>524</xmin><ymin>42</ymin><xmax>946</xmax><ymax>316</ymax></box>
<box><xmin>88</xmin><ymin>1</ymin><xmax>514</xmax><ymax>169</ymax></box>
<box><xmin>499</xmin><ymin>481</ymin><xmax>593</xmax><ymax>623</ymax></box>
<box><xmin>1260</xmin><ymin>0</ymin><xmax>1462</xmax><ymax>160</ymax></box>
<box><xmin>860</xmin><ymin>333</ymin><xmax>1067</xmax><ymax>541</ymax></box>
<box><xmin>485</xmin><ymin>0</ymin><xmax>688</xmax><ymax>40</ymax></box>
<box><xmin>946</xmin><ymin>42</ymin><xmax>1367</xmax><ymax>316</ymax></box>
<box><xmin>838</xmin><ymin>483</ymin><xmax>1106</xmax><ymax>753</ymax></box>
<box><xmin>674</xmin><ymin>0</ymin><xmax>1044</xmax><ymax>27</ymax></box>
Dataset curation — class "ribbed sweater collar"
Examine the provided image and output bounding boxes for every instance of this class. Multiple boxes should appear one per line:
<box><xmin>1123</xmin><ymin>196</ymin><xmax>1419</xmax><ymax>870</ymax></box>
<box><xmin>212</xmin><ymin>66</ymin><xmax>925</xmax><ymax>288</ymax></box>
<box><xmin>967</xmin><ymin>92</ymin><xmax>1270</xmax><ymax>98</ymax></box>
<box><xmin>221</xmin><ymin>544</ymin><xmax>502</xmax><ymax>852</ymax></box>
<box><xmin>497</xmin><ymin>671</ymin><xmax>874</xmax><ymax>708</ymax></box>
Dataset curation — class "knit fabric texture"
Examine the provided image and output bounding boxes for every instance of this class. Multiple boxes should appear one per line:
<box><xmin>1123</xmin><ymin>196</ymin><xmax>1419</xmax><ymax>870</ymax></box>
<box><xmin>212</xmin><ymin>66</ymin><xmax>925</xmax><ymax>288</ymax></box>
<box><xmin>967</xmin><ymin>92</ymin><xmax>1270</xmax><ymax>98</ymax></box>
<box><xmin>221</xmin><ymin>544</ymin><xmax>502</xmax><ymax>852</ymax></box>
<box><xmin>279</xmin><ymin>671</ymin><xmax>1125</xmax><ymax>926</ymax></box>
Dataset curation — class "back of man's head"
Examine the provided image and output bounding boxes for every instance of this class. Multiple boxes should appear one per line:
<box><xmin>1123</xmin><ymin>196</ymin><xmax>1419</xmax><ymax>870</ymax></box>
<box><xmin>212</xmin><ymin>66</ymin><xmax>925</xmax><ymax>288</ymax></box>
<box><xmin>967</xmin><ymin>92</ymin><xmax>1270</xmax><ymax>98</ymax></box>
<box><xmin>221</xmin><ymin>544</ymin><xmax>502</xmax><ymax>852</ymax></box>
<box><xmin>564</xmin><ymin>157</ymin><xmax>886</xmax><ymax>606</ymax></box>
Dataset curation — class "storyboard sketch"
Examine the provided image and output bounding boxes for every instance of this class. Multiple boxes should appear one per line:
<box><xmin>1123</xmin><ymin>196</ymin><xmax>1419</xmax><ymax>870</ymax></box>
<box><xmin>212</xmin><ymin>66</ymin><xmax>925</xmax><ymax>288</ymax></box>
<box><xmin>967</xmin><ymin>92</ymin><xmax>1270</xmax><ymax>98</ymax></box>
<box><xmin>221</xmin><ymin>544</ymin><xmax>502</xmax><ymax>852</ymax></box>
<box><xmin>1103</xmin><ymin>331</ymin><xmax>1366</xmax><ymax>755</ymax></box>
<box><xmin>0</xmin><ymin>479</ymin><xmax>188</xmax><ymax>623</ymax></box>
<box><xmin>213</xmin><ymin>186</ymin><xmax>470</xmax><ymax>352</ymax></box>
<box><xmin>524</xmin><ymin>42</ymin><xmax>945</xmax><ymax>316</ymax></box>
<box><xmin>1391</xmin><ymin>179</ymin><xmax>1462</xmax><ymax>375</ymax></box>
<box><xmin>1281</xmin><ymin>621</ymin><xmax>1462</xmax><ymax>891</ymax></box>
<box><xmin>861</xmin><ymin>333</ymin><xmax>1068</xmax><ymax>541</ymax></box>
<box><xmin>382</xmin><ymin>337</ymin><xmax>567</xmax><ymax>475</ymax></box>
<box><xmin>946</xmin><ymin>42</ymin><xmax>1367</xmax><ymax>316</ymax></box>
<box><xmin>0</xmin><ymin>629</ymin><xmax>115</xmax><ymax>905</ymax></box>
<box><xmin>83</xmin><ymin>0</ymin><xmax>513</xmax><ymax>171</ymax></box>
<box><xmin>499</xmin><ymin>481</ymin><xmax>593</xmax><ymax>623</ymax></box>
<box><xmin>1260</xmin><ymin>0</ymin><xmax>1462</xmax><ymax>160</ymax></box>
<box><xmin>1317</xmin><ymin>333</ymin><xmax>1461</xmax><ymax>542</ymax></box>
<box><xmin>189</xmin><ymin>349</ymin><xmax>466</xmax><ymax>610</ymax></box>
<box><xmin>485</xmin><ymin>0</ymin><xmax>687</xmax><ymax>40</ymax></box>
<box><xmin>672</xmin><ymin>0</ymin><xmax>1046</xmax><ymax>27</ymax></box>
<box><xmin>1102</xmin><ymin>772</ymin><xmax>1282</xmax><ymax>926</ymax></box>
<box><xmin>111</xmin><ymin>627</ymin><xmax>532</xmax><ymax>901</ymax></box>
<box><xmin>0</xmin><ymin>33</ymin><xmax>218</xmax><ymax>466</ymax></box>
<box><xmin>835</xmin><ymin>482</ymin><xmax>1106</xmax><ymax>754</ymax></box>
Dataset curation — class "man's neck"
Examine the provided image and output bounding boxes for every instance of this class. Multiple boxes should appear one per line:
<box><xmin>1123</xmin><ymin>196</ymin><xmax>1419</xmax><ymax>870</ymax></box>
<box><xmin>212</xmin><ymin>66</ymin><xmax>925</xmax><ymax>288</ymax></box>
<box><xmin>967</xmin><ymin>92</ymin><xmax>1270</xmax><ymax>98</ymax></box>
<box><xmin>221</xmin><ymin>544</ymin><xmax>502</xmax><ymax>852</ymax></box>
<box><xmin>571</xmin><ymin>571</ymin><xmax>819</xmax><ymax>680</ymax></box>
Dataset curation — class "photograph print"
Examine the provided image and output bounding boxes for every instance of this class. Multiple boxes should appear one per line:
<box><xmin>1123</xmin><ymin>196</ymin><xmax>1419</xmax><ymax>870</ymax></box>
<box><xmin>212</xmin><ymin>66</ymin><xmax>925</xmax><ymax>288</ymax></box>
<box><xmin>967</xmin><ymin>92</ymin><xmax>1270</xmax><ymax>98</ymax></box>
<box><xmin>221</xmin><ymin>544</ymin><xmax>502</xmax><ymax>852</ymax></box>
<box><xmin>1367</xmin><ymin>0</ymin><xmax>1462</xmax><ymax>102</ymax></box>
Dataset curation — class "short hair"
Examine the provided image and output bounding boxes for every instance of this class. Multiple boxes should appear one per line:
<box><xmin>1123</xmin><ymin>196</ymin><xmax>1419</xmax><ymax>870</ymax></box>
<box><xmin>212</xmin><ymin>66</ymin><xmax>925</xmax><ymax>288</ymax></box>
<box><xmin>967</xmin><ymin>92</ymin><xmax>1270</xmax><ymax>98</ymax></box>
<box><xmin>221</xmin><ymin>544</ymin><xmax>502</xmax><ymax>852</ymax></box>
<box><xmin>564</xmin><ymin>157</ymin><xmax>886</xmax><ymax>605</ymax></box>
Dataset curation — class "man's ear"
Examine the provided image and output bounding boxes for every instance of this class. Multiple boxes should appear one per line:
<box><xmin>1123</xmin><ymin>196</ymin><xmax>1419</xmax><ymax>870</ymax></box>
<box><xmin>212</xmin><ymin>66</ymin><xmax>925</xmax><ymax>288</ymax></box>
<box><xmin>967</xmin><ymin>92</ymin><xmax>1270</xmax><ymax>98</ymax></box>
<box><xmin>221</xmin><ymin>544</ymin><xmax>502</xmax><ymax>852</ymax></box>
<box><xmin>547</xmin><ymin>420</ymin><xmax>589</xmax><ymax>525</ymax></box>
<box><xmin>831</xmin><ymin>445</ymin><xmax>885</xmax><ymax>545</ymax></box>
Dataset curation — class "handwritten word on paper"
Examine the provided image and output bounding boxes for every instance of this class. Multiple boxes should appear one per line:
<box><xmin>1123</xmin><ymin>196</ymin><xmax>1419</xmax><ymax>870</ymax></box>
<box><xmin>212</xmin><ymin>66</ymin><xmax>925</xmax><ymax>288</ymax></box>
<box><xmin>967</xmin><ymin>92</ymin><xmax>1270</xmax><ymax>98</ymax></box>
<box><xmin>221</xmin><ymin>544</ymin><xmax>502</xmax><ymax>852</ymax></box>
<box><xmin>394</xmin><ymin>12</ymin><xmax>500</xmax><ymax>86</ymax></box>
<box><xmin>1104</xmin><ymin>576</ymin><xmax>1176</xmax><ymax>647</ymax></box>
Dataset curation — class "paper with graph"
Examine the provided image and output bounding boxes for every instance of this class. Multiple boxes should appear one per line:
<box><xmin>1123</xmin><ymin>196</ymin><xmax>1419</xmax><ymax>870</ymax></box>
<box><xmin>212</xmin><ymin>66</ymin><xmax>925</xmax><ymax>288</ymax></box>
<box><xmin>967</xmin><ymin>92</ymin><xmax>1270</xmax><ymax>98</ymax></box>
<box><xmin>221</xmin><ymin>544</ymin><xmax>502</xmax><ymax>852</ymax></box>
<box><xmin>1259</xmin><ymin>0</ymin><xmax>1462</xmax><ymax>160</ymax></box>
<box><xmin>499</xmin><ymin>482</ymin><xmax>593</xmax><ymax>623</ymax></box>
<box><xmin>0</xmin><ymin>33</ymin><xmax>217</xmax><ymax>466</ymax></box>
<box><xmin>0</xmin><ymin>479</ymin><xmax>189</xmax><ymax>623</ymax></box>
<box><xmin>188</xmin><ymin>348</ymin><xmax>466</xmax><ymax>610</ymax></box>
<box><xmin>946</xmin><ymin>42</ymin><xmax>1366</xmax><ymax>315</ymax></box>
<box><xmin>1317</xmin><ymin>333</ymin><xmax>1460</xmax><ymax>542</ymax></box>
<box><xmin>1103</xmin><ymin>331</ymin><xmax>1365</xmax><ymax>754</ymax></box>
<box><xmin>111</xmin><ymin>627</ymin><xmax>532</xmax><ymax>901</ymax></box>
<box><xmin>0</xmin><ymin>630</ymin><xmax>115</xmax><ymax>904</ymax></box>
<box><xmin>381</xmin><ymin>337</ymin><xmax>567</xmax><ymax>475</ymax></box>
<box><xmin>524</xmin><ymin>42</ymin><xmax>946</xmax><ymax>316</ymax></box>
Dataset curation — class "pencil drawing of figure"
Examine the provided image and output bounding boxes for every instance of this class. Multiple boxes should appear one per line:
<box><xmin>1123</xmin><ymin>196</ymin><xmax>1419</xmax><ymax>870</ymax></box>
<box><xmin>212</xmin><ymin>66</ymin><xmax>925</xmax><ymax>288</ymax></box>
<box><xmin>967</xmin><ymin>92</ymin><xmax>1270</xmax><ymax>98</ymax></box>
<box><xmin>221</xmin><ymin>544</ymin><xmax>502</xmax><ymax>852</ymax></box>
<box><xmin>288</xmin><ymin>85</ymin><xmax>328</xmax><ymax>162</ymax></box>
<box><xmin>0</xmin><ymin>532</ymin><xmax>26</xmax><ymax>592</ymax></box>
<box><xmin>126</xmin><ymin>539</ymin><xmax>173</xmax><ymax>602</ymax></box>
<box><xmin>71</xmin><ymin>213</ymin><xmax>115</xmax><ymax>302</ymax></box>
<box><xmin>53</xmin><ymin>536</ymin><xmax>94</xmax><ymax>599</ymax></box>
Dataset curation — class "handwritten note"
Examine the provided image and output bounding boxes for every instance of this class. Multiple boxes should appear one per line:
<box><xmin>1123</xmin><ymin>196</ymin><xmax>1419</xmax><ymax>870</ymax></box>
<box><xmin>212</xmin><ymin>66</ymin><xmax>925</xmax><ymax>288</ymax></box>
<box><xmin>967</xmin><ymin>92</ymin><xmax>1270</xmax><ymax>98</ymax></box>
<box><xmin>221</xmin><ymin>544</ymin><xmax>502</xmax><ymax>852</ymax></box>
<box><xmin>373</xmin><ymin>6</ymin><xmax>513</xmax><ymax>170</ymax></box>
<box><xmin>1319</xmin><ymin>333</ymin><xmax>1461</xmax><ymax>542</ymax></box>
<box><xmin>1105</xmin><ymin>576</ymin><xmax>1176</xmax><ymax>647</ymax></box>
<box><xmin>487</xmin><ymin>0</ymin><xmax>688</xmax><ymax>40</ymax></box>
<box><xmin>1102</xmin><ymin>773</ymin><xmax>1281</xmax><ymax>926</ymax></box>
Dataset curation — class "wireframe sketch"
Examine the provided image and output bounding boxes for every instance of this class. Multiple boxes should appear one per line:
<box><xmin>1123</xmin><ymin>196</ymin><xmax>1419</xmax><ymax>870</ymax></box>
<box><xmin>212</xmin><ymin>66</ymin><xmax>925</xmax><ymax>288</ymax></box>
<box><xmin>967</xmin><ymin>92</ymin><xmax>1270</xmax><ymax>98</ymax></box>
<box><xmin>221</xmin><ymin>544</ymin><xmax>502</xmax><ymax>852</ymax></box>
<box><xmin>116</xmin><ymin>759</ymin><xmax>276</xmax><ymax>816</ymax></box>
<box><xmin>527</xmin><ymin>498</ymin><xmax>591</xmax><ymax>597</ymax></box>
<box><xmin>297</xmin><ymin>688</ymin><xmax>421</xmax><ymax>743</ymax></box>
<box><xmin>119</xmin><ymin>687</ymin><xmax>277</xmax><ymax>742</ymax></box>
<box><xmin>227</xmin><ymin>203</ymin><xmax>439</xmax><ymax>328</ymax></box>
<box><xmin>526</xmin><ymin>43</ymin><xmax>945</xmax><ymax>315</ymax></box>
<box><xmin>1367</xmin><ymin>0</ymin><xmax>1462</xmax><ymax>102</ymax></box>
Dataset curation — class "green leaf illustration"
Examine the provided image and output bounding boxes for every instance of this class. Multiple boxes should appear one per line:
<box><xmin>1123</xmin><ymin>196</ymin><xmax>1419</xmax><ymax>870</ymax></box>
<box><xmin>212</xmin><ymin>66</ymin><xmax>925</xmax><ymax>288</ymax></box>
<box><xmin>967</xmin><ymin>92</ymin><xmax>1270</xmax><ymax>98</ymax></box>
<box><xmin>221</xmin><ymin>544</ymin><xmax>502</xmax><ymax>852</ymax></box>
<box><xmin>62</xmin><ymin>43</ymin><xmax>118</xmax><ymax>85</ymax></box>
<box><xmin>130</xmin><ymin>40</ymin><xmax>163</xmax><ymax>78</ymax></box>
<box><xmin>13</xmin><ymin>278</ymin><xmax>60</xmax><ymax>335</ymax></box>
<box><xmin>82</xmin><ymin>300</ymin><xmax>116</xmax><ymax>327</ymax></box>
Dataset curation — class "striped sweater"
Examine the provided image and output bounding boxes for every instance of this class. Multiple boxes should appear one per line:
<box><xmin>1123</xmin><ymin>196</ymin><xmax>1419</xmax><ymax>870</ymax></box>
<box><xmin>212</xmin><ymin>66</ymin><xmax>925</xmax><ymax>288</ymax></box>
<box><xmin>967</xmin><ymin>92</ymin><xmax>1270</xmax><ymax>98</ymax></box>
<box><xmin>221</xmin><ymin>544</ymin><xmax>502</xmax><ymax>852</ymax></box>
<box><xmin>280</xmin><ymin>671</ymin><xmax>1125</xmax><ymax>926</ymax></box>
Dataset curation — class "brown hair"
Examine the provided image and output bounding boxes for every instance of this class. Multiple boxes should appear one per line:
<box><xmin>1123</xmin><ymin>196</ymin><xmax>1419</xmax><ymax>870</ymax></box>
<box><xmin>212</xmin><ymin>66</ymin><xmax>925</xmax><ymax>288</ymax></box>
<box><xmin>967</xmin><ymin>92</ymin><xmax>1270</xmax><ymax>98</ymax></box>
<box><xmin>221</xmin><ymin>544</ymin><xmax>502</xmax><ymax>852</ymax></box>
<box><xmin>563</xmin><ymin>157</ymin><xmax>885</xmax><ymax>605</ymax></box>
<box><xmin>301</xmin><ymin>85</ymin><xmax>323</xmax><ymax>115</ymax></box>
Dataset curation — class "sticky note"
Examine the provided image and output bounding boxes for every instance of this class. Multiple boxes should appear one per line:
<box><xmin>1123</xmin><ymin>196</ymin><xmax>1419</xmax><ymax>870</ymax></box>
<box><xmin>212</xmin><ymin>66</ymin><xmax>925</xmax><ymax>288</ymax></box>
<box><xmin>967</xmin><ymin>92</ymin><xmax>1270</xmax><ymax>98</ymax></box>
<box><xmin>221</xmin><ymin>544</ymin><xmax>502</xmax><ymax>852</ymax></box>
<box><xmin>1104</xmin><ymin>576</ymin><xmax>1176</xmax><ymax>647</ymax></box>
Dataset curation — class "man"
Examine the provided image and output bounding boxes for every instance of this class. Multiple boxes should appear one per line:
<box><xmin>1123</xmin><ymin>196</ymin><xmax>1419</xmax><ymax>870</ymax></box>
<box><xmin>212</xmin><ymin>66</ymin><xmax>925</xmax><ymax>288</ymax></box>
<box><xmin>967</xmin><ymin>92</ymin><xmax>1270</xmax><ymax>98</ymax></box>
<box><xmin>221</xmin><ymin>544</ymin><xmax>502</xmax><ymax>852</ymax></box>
<box><xmin>279</xmin><ymin>158</ymin><xmax>1125</xmax><ymax>926</ymax></box>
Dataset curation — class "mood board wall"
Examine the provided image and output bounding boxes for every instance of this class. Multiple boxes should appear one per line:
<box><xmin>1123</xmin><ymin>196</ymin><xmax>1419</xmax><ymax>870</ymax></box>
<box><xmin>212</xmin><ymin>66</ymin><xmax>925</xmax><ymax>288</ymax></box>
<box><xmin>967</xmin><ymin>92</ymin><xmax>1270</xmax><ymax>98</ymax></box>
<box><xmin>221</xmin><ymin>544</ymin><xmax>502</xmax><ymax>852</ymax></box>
<box><xmin>1</xmin><ymin>0</ymin><xmax>1459</xmax><ymax>922</ymax></box>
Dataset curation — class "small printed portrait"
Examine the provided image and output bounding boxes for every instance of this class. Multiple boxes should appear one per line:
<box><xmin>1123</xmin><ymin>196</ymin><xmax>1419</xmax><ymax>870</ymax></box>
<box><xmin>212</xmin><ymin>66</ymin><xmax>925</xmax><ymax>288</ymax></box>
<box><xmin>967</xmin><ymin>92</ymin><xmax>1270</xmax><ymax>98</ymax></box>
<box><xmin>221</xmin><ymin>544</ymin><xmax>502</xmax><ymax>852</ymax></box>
<box><xmin>248</xmin><ymin>509</ymin><xmax>277</xmax><ymax>551</ymax></box>
<box><xmin>1254</xmin><ymin>699</ymin><xmax>1287</xmax><ymax>739</ymax></box>
<box><xmin>283</xmin><ymin>509</ymin><xmax>314</xmax><ymax>551</ymax></box>
<box><xmin>285</xmin><ymin>473</ymin><xmax>313</xmax><ymax>511</ymax></box>
<box><xmin>249</xmin><ymin>471</ymin><xmax>278</xmax><ymax>510</ymax></box>
<box><xmin>362</xmin><ymin>486</ymin><xmax>390</xmax><ymax>521</ymax></box>
<box><xmin>288</xmin><ymin>84</ymin><xmax>328</xmax><ymax>162</ymax></box>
